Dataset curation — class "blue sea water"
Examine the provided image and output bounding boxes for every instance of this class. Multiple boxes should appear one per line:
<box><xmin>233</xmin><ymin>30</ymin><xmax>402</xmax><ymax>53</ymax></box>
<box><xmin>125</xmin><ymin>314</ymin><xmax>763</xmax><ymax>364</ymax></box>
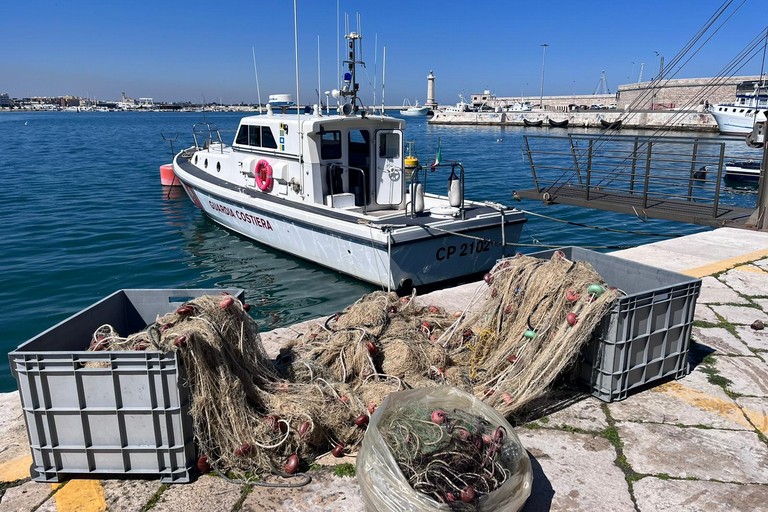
<box><xmin>0</xmin><ymin>111</ymin><xmax>758</xmax><ymax>392</ymax></box>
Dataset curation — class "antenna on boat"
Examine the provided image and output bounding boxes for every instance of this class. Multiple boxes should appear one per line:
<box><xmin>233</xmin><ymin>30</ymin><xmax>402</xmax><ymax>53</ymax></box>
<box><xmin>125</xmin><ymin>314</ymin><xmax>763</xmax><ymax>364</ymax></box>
<box><xmin>381</xmin><ymin>45</ymin><xmax>386</xmax><ymax>115</ymax></box>
<box><xmin>293</xmin><ymin>0</ymin><xmax>304</xmax><ymax>193</ymax></box>
<box><xmin>317</xmin><ymin>35</ymin><xmax>322</xmax><ymax>110</ymax></box>
<box><xmin>252</xmin><ymin>46</ymin><xmax>262</xmax><ymax>113</ymax></box>
<box><xmin>335</xmin><ymin>23</ymin><xmax>363</xmax><ymax>115</ymax></box>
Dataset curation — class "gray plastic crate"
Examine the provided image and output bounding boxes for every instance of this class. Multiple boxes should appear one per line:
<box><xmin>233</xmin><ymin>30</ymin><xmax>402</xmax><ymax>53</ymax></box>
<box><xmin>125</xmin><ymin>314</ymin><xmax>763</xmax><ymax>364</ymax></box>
<box><xmin>527</xmin><ymin>247</ymin><xmax>701</xmax><ymax>402</ymax></box>
<box><xmin>8</xmin><ymin>288</ymin><xmax>244</xmax><ymax>483</ymax></box>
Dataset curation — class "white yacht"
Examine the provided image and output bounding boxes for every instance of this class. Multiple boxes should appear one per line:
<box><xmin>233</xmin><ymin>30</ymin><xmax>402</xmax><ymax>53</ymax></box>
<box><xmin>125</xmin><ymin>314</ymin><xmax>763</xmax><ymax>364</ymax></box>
<box><xmin>709</xmin><ymin>80</ymin><xmax>768</xmax><ymax>135</ymax></box>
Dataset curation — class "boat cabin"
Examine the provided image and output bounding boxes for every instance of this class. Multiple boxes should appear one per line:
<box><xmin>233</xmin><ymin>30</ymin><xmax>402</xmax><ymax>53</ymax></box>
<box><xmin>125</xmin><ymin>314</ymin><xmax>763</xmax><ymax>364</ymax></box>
<box><xmin>230</xmin><ymin>106</ymin><xmax>406</xmax><ymax>214</ymax></box>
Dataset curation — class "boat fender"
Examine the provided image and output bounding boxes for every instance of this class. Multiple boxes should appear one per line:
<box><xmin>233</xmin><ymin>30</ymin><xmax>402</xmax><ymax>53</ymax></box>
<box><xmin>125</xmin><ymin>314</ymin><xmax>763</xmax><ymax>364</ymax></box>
<box><xmin>255</xmin><ymin>159</ymin><xmax>274</xmax><ymax>192</ymax></box>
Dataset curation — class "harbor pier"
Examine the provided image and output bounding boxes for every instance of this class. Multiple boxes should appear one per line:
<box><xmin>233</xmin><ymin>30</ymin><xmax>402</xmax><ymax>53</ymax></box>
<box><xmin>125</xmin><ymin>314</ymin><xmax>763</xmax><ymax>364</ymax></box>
<box><xmin>2</xmin><ymin>228</ymin><xmax>768</xmax><ymax>511</ymax></box>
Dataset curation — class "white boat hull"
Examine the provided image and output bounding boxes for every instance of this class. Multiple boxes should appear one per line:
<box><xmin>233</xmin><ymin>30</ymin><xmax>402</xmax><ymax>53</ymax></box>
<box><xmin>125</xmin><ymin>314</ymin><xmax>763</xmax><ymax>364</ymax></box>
<box><xmin>175</xmin><ymin>156</ymin><xmax>524</xmax><ymax>290</ymax></box>
<box><xmin>400</xmin><ymin>107</ymin><xmax>430</xmax><ymax>117</ymax></box>
<box><xmin>709</xmin><ymin>109</ymin><xmax>756</xmax><ymax>135</ymax></box>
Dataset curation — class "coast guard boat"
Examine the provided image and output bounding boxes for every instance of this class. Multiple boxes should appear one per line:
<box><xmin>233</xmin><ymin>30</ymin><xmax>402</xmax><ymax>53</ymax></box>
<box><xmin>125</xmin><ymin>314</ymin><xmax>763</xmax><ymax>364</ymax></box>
<box><xmin>172</xmin><ymin>31</ymin><xmax>525</xmax><ymax>290</ymax></box>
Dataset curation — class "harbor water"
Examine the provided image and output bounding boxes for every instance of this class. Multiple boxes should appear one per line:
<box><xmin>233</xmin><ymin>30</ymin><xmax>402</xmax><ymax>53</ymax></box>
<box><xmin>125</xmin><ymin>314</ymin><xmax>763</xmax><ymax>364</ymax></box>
<box><xmin>0</xmin><ymin>111</ymin><xmax>760</xmax><ymax>392</ymax></box>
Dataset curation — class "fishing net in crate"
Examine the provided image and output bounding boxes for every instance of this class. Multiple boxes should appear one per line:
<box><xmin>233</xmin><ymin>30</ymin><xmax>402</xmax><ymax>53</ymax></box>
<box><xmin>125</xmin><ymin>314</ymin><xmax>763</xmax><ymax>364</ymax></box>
<box><xmin>85</xmin><ymin>249</ymin><xmax>617</xmax><ymax>495</ymax></box>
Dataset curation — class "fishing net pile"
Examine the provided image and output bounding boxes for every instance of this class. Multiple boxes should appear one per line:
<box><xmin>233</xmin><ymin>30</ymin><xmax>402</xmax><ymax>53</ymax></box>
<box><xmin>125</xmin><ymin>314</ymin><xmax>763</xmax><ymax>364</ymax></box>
<box><xmin>378</xmin><ymin>403</ymin><xmax>512</xmax><ymax>507</ymax></box>
<box><xmin>86</xmin><ymin>250</ymin><xmax>618</xmax><ymax>480</ymax></box>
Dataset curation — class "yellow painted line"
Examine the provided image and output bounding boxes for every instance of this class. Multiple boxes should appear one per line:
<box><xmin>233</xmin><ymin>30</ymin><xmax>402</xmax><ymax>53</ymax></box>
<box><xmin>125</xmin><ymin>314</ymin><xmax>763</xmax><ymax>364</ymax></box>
<box><xmin>53</xmin><ymin>480</ymin><xmax>107</xmax><ymax>512</ymax></box>
<box><xmin>656</xmin><ymin>381</ymin><xmax>752</xmax><ymax>428</ymax></box>
<box><xmin>680</xmin><ymin>248</ymin><xmax>768</xmax><ymax>278</ymax></box>
<box><xmin>0</xmin><ymin>455</ymin><xmax>33</xmax><ymax>482</ymax></box>
<box><xmin>742</xmin><ymin>406</ymin><xmax>768</xmax><ymax>435</ymax></box>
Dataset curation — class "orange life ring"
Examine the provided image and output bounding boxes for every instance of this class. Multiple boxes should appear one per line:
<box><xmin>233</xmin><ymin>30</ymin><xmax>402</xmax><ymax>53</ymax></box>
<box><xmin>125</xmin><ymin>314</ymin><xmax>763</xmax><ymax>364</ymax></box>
<box><xmin>255</xmin><ymin>159</ymin><xmax>273</xmax><ymax>192</ymax></box>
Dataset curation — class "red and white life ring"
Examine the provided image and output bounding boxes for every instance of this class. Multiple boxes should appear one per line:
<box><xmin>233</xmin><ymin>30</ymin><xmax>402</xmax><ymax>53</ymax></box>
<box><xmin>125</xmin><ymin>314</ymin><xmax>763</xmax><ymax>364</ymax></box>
<box><xmin>254</xmin><ymin>159</ymin><xmax>273</xmax><ymax>192</ymax></box>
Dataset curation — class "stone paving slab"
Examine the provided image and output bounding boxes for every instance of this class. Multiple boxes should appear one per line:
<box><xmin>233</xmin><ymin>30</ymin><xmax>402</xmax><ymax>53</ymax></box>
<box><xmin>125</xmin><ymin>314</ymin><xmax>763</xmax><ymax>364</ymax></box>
<box><xmin>697</xmin><ymin>276</ymin><xmax>749</xmax><ymax>304</ymax></box>
<box><xmin>618</xmin><ymin>422</ymin><xmax>768</xmax><ymax>483</ymax></box>
<box><xmin>715</xmin><ymin>355</ymin><xmax>768</xmax><ymax>397</ymax></box>
<box><xmin>694</xmin><ymin>303</ymin><xmax>719</xmax><ymax>323</ymax></box>
<box><xmin>692</xmin><ymin>326</ymin><xmax>753</xmax><ymax>356</ymax></box>
<box><xmin>610</xmin><ymin>246</ymin><xmax>712</xmax><ymax>273</ymax></box>
<box><xmin>101</xmin><ymin>479</ymin><xmax>163</xmax><ymax>511</ymax></box>
<box><xmin>151</xmin><ymin>474</ymin><xmax>243</xmax><ymax>511</ymax></box>
<box><xmin>720</xmin><ymin>267</ymin><xmax>768</xmax><ymax>297</ymax></box>
<box><xmin>0</xmin><ymin>480</ymin><xmax>52</xmax><ymax>511</ymax></box>
<box><xmin>736</xmin><ymin>396</ymin><xmax>768</xmax><ymax>435</ymax></box>
<box><xmin>608</xmin><ymin>370</ymin><xmax>751</xmax><ymax>430</ymax></box>
<box><xmin>518</xmin><ymin>429</ymin><xmax>634</xmax><ymax>512</ymax></box>
<box><xmin>633</xmin><ymin>477</ymin><xmax>768</xmax><ymax>512</ymax></box>
<box><xmin>736</xmin><ymin>325</ymin><xmax>768</xmax><ymax>351</ymax></box>
<box><xmin>709</xmin><ymin>304</ymin><xmax>768</xmax><ymax>325</ymax></box>
<box><xmin>240</xmin><ymin>470</ymin><xmax>363</xmax><ymax>511</ymax></box>
<box><xmin>528</xmin><ymin>396</ymin><xmax>608</xmax><ymax>433</ymax></box>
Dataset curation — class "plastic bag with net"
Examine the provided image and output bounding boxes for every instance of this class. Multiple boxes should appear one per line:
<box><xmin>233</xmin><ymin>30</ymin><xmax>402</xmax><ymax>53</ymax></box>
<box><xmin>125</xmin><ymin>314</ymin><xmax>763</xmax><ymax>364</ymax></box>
<box><xmin>356</xmin><ymin>386</ymin><xmax>532</xmax><ymax>511</ymax></box>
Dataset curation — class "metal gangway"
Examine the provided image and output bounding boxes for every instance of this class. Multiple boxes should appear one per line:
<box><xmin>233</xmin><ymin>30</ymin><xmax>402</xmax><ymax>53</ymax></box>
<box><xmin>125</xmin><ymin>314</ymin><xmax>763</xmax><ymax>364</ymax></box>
<box><xmin>515</xmin><ymin>132</ymin><xmax>766</xmax><ymax>229</ymax></box>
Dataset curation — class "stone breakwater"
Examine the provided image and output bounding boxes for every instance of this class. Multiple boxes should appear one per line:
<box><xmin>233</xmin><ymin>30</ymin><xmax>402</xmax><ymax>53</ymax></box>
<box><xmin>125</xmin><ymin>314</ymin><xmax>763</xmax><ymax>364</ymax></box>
<box><xmin>430</xmin><ymin>109</ymin><xmax>719</xmax><ymax>132</ymax></box>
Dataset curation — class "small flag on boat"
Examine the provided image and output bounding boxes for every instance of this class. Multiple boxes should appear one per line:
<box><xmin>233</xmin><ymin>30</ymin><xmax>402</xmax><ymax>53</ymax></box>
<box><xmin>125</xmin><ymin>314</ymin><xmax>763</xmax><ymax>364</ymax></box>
<box><xmin>430</xmin><ymin>139</ymin><xmax>442</xmax><ymax>169</ymax></box>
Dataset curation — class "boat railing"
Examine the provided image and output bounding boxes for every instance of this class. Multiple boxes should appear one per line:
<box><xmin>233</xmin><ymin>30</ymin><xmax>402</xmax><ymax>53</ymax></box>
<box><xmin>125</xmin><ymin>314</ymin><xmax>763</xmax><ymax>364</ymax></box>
<box><xmin>192</xmin><ymin>123</ymin><xmax>224</xmax><ymax>153</ymax></box>
<box><xmin>517</xmin><ymin>133</ymin><xmax>758</xmax><ymax>227</ymax></box>
<box><xmin>325</xmin><ymin>163</ymin><xmax>369</xmax><ymax>214</ymax></box>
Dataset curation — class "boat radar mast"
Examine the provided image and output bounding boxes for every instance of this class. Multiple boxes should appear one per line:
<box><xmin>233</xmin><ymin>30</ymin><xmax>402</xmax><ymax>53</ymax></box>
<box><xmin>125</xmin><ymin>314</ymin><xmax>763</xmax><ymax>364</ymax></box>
<box><xmin>332</xmin><ymin>31</ymin><xmax>363</xmax><ymax>116</ymax></box>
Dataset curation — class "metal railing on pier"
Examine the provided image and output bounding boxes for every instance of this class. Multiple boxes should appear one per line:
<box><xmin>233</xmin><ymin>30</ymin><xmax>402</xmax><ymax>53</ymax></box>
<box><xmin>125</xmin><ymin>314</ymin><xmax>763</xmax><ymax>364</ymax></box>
<box><xmin>516</xmin><ymin>133</ymin><xmax>757</xmax><ymax>228</ymax></box>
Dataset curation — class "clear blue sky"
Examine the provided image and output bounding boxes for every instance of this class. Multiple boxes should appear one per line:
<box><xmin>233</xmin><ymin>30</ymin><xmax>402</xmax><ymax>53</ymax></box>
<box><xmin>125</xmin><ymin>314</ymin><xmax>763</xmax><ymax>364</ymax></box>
<box><xmin>2</xmin><ymin>0</ymin><xmax>766</xmax><ymax>105</ymax></box>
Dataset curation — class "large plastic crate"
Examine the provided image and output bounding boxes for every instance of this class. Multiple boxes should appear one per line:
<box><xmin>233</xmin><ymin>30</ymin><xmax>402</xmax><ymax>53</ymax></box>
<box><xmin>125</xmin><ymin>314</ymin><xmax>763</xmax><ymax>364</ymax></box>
<box><xmin>8</xmin><ymin>288</ymin><xmax>243</xmax><ymax>483</ymax></box>
<box><xmin>527</xmin><ymin>247</ymin><xmax>701</xmax><ymax>402</ymax></box>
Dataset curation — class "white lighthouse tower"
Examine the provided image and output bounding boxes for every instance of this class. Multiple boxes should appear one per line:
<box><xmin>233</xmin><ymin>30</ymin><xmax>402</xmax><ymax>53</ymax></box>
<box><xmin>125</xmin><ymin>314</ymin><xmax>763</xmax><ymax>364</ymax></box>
<box><xmin>425</xmin><ymin>70</ymin><xmax>437</xmax><ymax>108</ymax></box>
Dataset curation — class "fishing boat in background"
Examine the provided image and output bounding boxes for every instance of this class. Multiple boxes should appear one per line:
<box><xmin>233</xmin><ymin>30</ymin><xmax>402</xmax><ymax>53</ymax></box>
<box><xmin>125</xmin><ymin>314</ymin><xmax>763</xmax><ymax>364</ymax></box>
<box><xmin>523</xmin><ymin>118</ymin><xmax>543</xmax><ymax>127</ymax></box>
<box><xmin>709</xmin><ymin>80</ymin><xmax>768</xmax><ymax>135</ymax></box>
<box><xmin>172</xmin><ymin>31</ymin><xmax>526</xmax><ymax>291</ymax></box>
<box><xmin>548</xmin><ymin>118</ymin><xmax>569</xmax><ymax>128</ymax></box>
<box><xmin>723</xmin><ymin>159</ymin><xmax>761</xmax><ymax>184</ymax></box>
<box><xmin>400</xmin><ymin>99</ymin><xmax>430</xmax><ymax>117</ymax></box>
<box><xmin>600</xmin><ymin>118</ymin><xmax>622</xmax><ymax>129</ymax></box>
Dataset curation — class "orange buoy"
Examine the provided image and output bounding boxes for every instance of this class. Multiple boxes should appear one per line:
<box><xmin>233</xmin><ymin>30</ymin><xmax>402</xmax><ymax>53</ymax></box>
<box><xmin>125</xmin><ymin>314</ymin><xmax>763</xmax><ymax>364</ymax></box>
<box><xmin>160</xmin><ymin>163</ymin><xmax>179</xmax><ymax>186</ymax></box>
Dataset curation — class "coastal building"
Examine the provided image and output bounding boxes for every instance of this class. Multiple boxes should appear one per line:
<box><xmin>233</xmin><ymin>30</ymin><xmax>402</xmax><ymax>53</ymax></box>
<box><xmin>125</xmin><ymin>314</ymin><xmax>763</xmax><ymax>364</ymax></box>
<box><xmin>468</xmin><ymin>75</ymin><xmax>761</xmax><ymax>112</ymax></box>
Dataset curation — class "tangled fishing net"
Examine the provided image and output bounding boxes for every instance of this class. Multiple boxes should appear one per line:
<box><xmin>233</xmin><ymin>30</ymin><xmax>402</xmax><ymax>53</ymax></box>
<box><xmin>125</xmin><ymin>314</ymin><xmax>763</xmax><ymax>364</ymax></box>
<box><xmin>86</xmin><ymin>250</ymin><xmax>618</xmax><ymax>491</ymax></box>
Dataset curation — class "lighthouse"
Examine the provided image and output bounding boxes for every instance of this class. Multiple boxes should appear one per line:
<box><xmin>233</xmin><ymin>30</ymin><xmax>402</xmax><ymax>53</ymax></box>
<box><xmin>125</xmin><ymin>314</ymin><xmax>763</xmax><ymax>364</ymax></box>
<box><xmin>425</xmin><ymin>70</ymin><xmax>437</xmax><ymax>109</ymax></box>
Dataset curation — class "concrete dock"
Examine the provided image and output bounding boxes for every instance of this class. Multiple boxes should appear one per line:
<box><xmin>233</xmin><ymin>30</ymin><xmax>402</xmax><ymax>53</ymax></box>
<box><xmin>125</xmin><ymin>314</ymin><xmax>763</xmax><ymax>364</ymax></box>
<box><xmin>2</xmin><ymin>226</ymin><xmax>768</xmax><ymax>511</ymax></box>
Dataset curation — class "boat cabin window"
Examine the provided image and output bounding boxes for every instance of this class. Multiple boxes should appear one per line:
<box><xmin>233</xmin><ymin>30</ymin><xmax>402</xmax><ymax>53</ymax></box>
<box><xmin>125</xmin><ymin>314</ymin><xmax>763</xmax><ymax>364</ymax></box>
<box><xmin>261</xmin><ymin>127</ymin><xmax>277</xmax><ymax>149</ymax></box>
<box><xmin>378</xmin><ymin>132</ymin><xmax>401</xmax><ymax>158</ymax></box>
<box><xmin>321</xmin><ymin>131</ymin><xmax>342</xmax><ymax>159</ymax></box>
<box><xmin>234</xmin><ymin>124</ymin><xmax>277</xmax><ymax>149</ymax></box>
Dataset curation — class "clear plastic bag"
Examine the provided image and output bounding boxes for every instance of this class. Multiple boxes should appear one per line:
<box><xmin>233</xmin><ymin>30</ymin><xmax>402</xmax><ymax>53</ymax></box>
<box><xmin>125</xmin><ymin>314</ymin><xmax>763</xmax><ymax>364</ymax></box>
<box><xmin>356</xmin><ymin>386</ymin><xmax>532</xmax><ymax>511</ymax></box>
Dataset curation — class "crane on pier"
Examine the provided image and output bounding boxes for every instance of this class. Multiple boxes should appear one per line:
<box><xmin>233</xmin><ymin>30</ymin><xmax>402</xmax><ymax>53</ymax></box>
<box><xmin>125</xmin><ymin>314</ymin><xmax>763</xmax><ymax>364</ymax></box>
<box><xmin>593</xmin><ymin>70</ymin><xmax>610</xmax><ymax>95</ymax></box>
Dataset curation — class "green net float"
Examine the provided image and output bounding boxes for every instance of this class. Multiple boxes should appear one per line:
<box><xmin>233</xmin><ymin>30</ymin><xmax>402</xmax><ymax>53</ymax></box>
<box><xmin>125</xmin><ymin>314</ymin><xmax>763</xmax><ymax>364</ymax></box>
<box><xmin>587</xmin><ymin>284</ymin><xmax>605</xmax><ymax>297</ymax></box>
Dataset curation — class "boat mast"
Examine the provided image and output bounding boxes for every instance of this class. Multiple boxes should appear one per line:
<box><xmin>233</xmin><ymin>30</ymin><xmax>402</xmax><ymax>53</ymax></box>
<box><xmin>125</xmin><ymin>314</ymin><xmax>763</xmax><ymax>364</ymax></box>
<box><xmin>339</xmin><ymin>29</ymin><xmax>363</xmax><ymax>114</ymax></box>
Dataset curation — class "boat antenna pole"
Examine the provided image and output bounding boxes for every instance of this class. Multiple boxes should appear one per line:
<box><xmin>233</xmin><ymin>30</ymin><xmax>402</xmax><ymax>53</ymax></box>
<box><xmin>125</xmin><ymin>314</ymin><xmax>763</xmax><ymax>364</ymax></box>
<box><xmin>340</xmin><ymin>27</ymin><xmax>362</xmax><ymax>114</ymax></box>
<box><xmin>293</xmin><ymin>0</ymin><xmax>304</xmax><ymax>193</ymax></box>
<box><xmin>382</xmin><ymin>45</ymin><xmax>386</xmax><ymax>114</ymax></box>
<box><xmin>317</xmin><ymin>35</ymin><xmax>322</xmax><ymax>109</ymax></box>
<box><xmin>252</xmin><ymin>46</ymin><xmax>262</xmax><ymax>113</ymax></box>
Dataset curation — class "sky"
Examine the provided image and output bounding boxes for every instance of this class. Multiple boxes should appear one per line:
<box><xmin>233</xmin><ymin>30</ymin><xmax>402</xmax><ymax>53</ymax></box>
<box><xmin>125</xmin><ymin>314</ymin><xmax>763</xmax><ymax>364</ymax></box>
<box><xmin>2</xmin><ymin>0</ymin><xmax>766</xmax><ymax>106</ymax></box>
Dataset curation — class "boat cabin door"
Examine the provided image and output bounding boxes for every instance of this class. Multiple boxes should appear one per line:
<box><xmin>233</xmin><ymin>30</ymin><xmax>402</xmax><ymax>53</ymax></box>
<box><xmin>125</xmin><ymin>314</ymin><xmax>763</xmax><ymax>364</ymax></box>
<box><xmin>374</xmin><ymin>129</ymin><xmax>405</xmax><ymax>209</ymax></box>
